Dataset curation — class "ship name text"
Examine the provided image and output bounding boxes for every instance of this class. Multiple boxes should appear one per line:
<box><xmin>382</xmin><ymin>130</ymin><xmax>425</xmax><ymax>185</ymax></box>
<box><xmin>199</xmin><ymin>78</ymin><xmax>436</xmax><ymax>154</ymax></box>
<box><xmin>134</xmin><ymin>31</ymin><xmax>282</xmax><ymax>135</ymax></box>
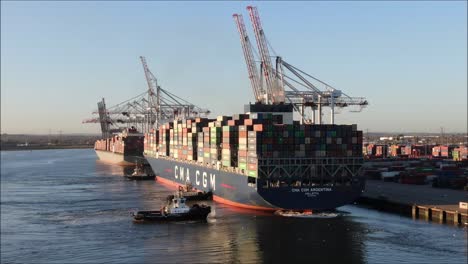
<box><xmin>291</xmin><ymin>188</ymin><xmax>332</xmax><ymax>192</ymax></box>
<box><xmin>174</xmin><ymin>165</ymin><xmax>216</xmax><ymax>190</ymax></box>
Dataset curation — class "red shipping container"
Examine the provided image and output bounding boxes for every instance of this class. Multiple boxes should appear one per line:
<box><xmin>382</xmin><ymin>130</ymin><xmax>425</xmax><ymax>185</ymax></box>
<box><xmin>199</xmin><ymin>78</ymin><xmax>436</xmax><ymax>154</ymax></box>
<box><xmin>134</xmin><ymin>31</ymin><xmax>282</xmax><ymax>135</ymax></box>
<box><xmin>253</xmin><ymin>124</ymin><xmax>263</xmax><ymax>131</ymax></box>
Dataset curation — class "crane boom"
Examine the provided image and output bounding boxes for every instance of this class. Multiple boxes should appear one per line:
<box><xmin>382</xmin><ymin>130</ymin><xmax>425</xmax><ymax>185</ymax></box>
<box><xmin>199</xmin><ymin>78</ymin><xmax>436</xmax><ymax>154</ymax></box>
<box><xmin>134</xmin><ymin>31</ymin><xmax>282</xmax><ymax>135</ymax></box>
<box><xmin>140</xmin><ymin>56</ymin><xmax>160</xmax><ymax>128</ymax></box>
<box><xmin>97</xmin><ymin>98</ymin><xmax>111</xmax><ymax>138</ymax></box>
<box><xmin>233</xmin><ymin>14</ymin><xmax>264</xmax><ymax>103</ymax></box>
<box><xmin>233</xmin><ymin>6</ymin><xmax>368</xmax><ymax>124</ymax></box>
<box><xmin>84</xmin><ymin>57</ymin><xmax>211</xmax><ymax>134</ymax></box>
<box><xmin>247</xmin><ymin>6</ymin><xmax>285</xmax><ymax>104</ymax></box>
<box><xmin>140</xmin><ymin>56</ymin><xmax>156</xmax><ymax>93</ymax></box>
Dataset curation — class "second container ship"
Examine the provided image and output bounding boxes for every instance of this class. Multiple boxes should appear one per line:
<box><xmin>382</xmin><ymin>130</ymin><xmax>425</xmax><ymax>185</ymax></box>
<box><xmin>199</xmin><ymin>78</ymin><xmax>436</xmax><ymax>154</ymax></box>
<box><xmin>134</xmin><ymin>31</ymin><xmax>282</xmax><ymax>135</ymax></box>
<box><xmin>144</xmin><ymin>104</ymin><xmax>365</xmax><ymax>211</ymax></box>
<box><xmin>94</xmin><ymin>126</ymin><xmax>145</xmax><ymax>166</ymax></box>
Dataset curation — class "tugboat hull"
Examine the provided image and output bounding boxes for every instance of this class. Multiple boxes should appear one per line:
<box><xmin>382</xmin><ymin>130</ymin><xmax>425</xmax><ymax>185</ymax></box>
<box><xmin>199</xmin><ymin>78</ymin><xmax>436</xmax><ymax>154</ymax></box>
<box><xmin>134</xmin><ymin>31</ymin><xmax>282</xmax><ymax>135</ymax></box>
<box><xmin>133</xmin><ymin>205</ymin><xmax>211</xmax><ymax>222</ymax></box>
<box><xmin>167</xmin><ymin>191</ymin><xmax>213</xmax><ymax>201</ymax></box>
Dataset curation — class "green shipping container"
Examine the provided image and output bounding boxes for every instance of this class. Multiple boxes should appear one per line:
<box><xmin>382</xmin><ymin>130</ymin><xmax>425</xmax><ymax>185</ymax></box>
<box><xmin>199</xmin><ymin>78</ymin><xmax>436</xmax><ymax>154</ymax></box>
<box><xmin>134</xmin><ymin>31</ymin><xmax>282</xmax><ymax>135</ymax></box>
<box><xmin>238</xmin><ymin>163</ymin><xmax>247</xmax><ymax>170</ymax></box>
<box><xmin>247</xmin><ymin>170</ymin><xmax>257</xmax><ymax>177</ymax></box>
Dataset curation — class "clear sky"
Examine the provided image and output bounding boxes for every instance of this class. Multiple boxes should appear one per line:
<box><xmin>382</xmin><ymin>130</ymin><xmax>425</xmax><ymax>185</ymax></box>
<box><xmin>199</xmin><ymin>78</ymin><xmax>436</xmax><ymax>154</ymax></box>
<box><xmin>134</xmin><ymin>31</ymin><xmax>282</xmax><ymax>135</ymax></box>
<box><xmin>1</xmin><ymin>1</ymin><xmax>466</xmax><ymax>134</ymax></box>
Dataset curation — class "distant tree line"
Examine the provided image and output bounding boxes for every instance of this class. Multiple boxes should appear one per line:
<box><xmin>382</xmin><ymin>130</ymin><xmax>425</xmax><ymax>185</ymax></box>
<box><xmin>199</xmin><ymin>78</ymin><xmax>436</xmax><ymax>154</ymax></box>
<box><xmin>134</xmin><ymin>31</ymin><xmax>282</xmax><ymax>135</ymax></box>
<box><xmin>1</xmin><ymin>134</ymin><xmax>101</xmax><ymax>150</ymax></box>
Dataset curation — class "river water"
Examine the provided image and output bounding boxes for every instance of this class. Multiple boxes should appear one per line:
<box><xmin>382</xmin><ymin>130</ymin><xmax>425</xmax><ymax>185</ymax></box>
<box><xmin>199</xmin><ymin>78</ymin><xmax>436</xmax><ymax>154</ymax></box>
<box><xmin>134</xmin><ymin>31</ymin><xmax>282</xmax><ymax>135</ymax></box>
<box><xmin>1</xmin><ymin>149</ymin><xmax>466</xmax><ymax>263</ymax></box>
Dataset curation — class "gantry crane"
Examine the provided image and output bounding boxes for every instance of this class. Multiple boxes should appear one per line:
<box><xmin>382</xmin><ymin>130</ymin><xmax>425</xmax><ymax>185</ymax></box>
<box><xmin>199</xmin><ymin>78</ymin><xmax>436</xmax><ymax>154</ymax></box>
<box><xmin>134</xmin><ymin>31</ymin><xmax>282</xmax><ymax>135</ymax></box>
<box><xmin>139</xmin><ymin>56</ymin><xmax>211</xmax><ymax>128</ymax></box>
<box><xmin>83</xmin><ymin>57</ymin><xmax>210</xmax><ymax>136</ymax></box>
<box><xmin>247</xmin><ymin>6</ymin><xmax>285</xmax><ymax>104</ymax></box>
<box><xmin>233</xmin><ymin>14</ymin><xmax>265</xmax><ymax>104</ymax></box>
<box><xmin>234</xmin><ymin>6</ymin><xmax>368</xmax><ymax>124</ymax></box>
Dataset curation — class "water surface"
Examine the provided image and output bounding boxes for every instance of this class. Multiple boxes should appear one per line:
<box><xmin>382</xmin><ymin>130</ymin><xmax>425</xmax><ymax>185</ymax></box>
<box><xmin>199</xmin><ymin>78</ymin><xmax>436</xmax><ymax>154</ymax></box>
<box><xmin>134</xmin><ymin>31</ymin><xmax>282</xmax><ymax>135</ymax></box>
<box><xmin>1</xmin><ymin>149</ymin><xmax>466</xmax><ymax>263</ymax></box>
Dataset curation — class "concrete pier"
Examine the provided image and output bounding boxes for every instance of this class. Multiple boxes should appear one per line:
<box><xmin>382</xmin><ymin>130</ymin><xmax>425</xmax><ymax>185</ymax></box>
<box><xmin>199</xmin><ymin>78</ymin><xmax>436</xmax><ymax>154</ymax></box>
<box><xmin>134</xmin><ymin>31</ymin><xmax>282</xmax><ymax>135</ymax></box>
<box><xmin>357</xmin><ymin>180</ymin><xmax>468</xmax><ymax>226</ymax></box>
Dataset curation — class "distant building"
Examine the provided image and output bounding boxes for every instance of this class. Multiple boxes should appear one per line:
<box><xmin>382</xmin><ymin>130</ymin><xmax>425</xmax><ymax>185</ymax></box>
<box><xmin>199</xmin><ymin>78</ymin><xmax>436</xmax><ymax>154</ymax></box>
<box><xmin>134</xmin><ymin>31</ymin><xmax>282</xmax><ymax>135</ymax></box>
<box><xmin>379</xmin><ymin>137</ymin><xmax>393</xmax><ymax>141</ymax></box>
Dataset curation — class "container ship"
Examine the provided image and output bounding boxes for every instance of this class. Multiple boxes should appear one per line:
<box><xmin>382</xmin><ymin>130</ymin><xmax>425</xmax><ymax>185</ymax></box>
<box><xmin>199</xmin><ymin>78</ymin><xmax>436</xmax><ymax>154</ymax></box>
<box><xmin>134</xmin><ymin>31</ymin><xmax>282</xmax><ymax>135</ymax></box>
<box><xmin>144</xmin><ymin>104</ymin><xmax>365</xmax><ymax>211</ymax></box>
<box><xmin>94</xmin><ymin>126</ymin><xmax>145</xmax><ymax>166</ymax></box>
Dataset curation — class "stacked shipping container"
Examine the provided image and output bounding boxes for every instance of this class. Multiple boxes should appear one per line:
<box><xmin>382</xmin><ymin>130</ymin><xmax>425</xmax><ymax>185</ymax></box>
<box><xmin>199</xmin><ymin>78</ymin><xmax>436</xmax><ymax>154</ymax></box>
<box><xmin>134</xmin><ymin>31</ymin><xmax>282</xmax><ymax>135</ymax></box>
<box><xmin>390</xmin><ymin>145</ymin><xmax>406</xmax><ymax>157</ymax></box>
<box><xmin>432</xmin><ymin>146</ymin><xmax>441</xmax><ymax>157</ymax></box>
<box><xmin>362</xmin><ymin>143</ymin><xmax>465</xmax><ymax>160</ymax></box>
<box><xmin>95</xmin><ymin>133</ymin><xmax>143</xmax><ymax>155</ymax></box>
<box><xmin>144</xmin><ymin>113</ymin><xmax>363</xmax><ymax>178</ymax></box>
<box><xmin>404</xmin><ymin>145</ymin><xmax>432</xmax><ymax>158</ymax></box>
<box><xmin>143</xmin><ymin>129</ymin><xmax>158</xmax><ymax>157</ymax></box>
<box><xmin>432</xmin><ymin>145</ymin><xmax>457</xmax><ymax>158</ymax></box>
<box><xmin>364</xmin><ymin>144</ymin><xmax>388</xmax><ymax>158</ymax></box>
<box><xmin>452</xmin><ymin>146</ymin><xmax>468</xmax><ymax>161</ymax></box>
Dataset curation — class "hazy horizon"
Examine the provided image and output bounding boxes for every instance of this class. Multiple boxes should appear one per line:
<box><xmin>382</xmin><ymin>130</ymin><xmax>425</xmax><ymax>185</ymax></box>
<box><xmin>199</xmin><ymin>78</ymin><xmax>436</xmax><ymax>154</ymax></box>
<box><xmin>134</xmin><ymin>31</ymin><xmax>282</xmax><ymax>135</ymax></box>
<box><xmin>1</xmin><ymin>1</ymin><xmax>467</xmax><ymax>134</ymax></box>
<box><xmin>2</xmin><ymin>130</ymin><xmax>467</xmax><ymax>137</ymax></box>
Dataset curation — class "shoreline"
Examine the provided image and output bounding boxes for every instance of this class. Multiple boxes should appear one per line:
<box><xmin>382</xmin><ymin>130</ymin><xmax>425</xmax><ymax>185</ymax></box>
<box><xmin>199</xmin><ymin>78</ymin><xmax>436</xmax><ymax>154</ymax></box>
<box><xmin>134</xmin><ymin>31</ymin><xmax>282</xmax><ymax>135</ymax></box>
<box><xmin>1</xmin><ymin>145</ymin><xmax>94</xmax><ymax>151</ymax></box>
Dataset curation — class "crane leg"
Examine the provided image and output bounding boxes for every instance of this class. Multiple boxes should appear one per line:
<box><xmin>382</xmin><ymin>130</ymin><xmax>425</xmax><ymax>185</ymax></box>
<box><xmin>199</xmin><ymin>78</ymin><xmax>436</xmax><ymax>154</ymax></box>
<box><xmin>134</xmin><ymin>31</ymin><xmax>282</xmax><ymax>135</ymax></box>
<box><xmin>331</xmin><ymin>96</ymin><xmax>335</xmax><ymax>125</ymax></box>
<box><xmin>312</xmin><ymin>108</ymin><xmax>316</xmax><ymax>124</ymax></box>
<box><xmin>318</xmin><ymin>96</ymin><xmax>322</xmax><ymax>125</ymax></box>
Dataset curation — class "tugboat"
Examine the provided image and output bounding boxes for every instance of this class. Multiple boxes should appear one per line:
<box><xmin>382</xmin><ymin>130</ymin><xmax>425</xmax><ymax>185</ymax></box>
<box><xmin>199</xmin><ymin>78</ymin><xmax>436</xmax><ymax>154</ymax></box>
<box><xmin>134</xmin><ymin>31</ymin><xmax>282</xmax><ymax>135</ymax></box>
<box><xmin>125</xmin><ymin>163</ymin><xmax>156</xmax><ymax>181</ymax></box>
<box><xmin>168</xmin><ymin>183</ymin><xmax>212</xmax><ymax>201</ymax></box>
<box><xmin>133</xmin><ymin>192</ymin><xmax>211</xmax><ymax>222</ymax></box>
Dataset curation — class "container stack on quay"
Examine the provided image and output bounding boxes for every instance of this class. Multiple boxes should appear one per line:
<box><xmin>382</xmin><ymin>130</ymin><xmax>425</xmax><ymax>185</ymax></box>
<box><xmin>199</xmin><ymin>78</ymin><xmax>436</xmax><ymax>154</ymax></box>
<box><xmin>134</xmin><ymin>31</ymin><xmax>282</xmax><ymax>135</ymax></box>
<box><xmin>363</xmin><ymin>143</ymin><xmax>466</xmax><ymax>162</ymax></box>
<box><xmin>432</xmin><ymin>146</ymin><xmax>441</xmax><ymax>158</ymax></box>
<box><xmin>405</xmin><ymin>145</ymin><xmax>432</xmax><ymax>158</ymax></box>
<box><xmin>441</xmin><ymin>145</ymin><xmax>457</xmax><ymax>159</ymax></box>
<box><xmin>390</xmin><ymin>145</ymin><xmax>406</xmax><ymax>157</ymax></box>
<box><xmin>431</xmin><ymin>145</ymin><xmax>458</xmax><ymax>159</ymax></box>
<box><xmin>452</xmin><ymin>146</ymin><xmax>468</xmax><ymax>161</ymax></box>
<box><xmin>364</xmin><ymin>144</ymin><xmax>388</xmax><ymax>158</ymax></box>
<box><xmin>432</xmin><ymin>165</ymin><xmax>467</xmax><ymax>189</ymax></box>
<box><xmin>144</xmin><ymin>113</ymin><xmax>363</xmax><ymax>178</ymax></box>
<box><xmin>362</xmin><ymin>155</ymin><xmax>468</xmax><ymax>189</ymax></box>
<box><xmin>430</xmin><ymin>145</ymin><xmax>460</xmax><ymax>160</ymax></box>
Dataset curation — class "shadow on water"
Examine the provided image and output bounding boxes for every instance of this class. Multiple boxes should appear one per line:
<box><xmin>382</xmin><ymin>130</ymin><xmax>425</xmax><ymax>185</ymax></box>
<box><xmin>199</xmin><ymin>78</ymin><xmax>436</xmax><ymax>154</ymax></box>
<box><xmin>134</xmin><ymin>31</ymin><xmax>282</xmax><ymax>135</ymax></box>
<box><xmin>254</xmin><ymin>216</ymin><xmax>365</xmax><ymax>264</ymax></box>
<box><xmin>94</xmin><ymin>160</ymin><xmax>132</xmax><ymax>176</ymax></box>
<box><xmin>130</xmin><ymin>202</ymin><xmax>366</xmax><ymax>263</ymax></box>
